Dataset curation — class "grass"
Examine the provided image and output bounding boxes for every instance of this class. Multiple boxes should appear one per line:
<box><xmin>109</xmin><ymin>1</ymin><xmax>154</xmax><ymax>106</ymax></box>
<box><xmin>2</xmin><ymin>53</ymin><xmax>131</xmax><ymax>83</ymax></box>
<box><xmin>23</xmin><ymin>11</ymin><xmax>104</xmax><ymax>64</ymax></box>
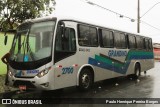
<box><xmin>0</xmin><ymin>32</ymin><xmax>14</xmax><ymax>75</ymax></box>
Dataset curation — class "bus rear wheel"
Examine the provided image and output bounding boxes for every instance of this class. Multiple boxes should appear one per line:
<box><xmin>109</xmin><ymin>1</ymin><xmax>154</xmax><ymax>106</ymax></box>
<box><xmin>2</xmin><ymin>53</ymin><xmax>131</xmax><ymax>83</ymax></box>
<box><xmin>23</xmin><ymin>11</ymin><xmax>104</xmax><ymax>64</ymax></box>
<box><xmin>134</xmin><ymin>64</ymin><xmax>141</xmax><ymax>79</ymax></box>
<box><xmin>78</xmin><ymin>69</ymin><xmax>93</xmax><ymax>91</ymax></box>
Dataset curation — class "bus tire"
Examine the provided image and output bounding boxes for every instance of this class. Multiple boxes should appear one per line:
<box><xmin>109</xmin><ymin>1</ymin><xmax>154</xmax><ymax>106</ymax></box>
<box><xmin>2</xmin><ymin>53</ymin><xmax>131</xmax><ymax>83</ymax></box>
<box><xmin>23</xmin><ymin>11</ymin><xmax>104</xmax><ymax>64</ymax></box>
<box><xmin>78</xmin><ymin>68</ymin><xmax>93</xmax><ymax>91</ymax></box>
<box><xmin>134</xmin><ymin>63</ymin><xmax>141</xmax><ymax>79</ymax></box>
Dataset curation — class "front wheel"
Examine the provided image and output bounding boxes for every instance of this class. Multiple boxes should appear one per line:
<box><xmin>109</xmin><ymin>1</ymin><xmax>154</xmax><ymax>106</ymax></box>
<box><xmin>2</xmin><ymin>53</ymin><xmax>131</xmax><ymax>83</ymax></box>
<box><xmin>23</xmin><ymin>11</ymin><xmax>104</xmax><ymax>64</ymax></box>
<box><xmin>78</xmin><ymin>69</ymin><xmax>93</xmax><ymax>91</ymax></box>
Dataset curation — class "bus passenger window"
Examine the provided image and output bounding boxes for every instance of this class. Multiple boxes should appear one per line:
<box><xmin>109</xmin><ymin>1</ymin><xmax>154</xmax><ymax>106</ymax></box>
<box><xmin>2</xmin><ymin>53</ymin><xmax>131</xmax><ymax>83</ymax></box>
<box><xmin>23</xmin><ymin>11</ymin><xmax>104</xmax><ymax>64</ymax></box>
<box><xmin>128</xmin><ymin>35</ymin><xmax>136</xmax><ymax>49</ymax></box>
<box><xmin>114</xmin><ymin>32</ymin><xmax>126</xmax><ymax>48</ymax></box>
<box><xmin>78</xmin><ymin>24</ymin><xmax>98</xmax><ymax>47</ymax></box>
<box><xmin>148</xmin><ymin>39</ymin><xmax>153</xmax><ymax>50</ymax></box>
<box><xmin>101</xmin><ymin>29</ymin><xmax>114</xmax><ymax>48</ymax></box>
<box><xmin>136</xmin><ymin>36</ymin><xmax>144</xmax><ymax>49</ymax></box>
<box><xmin>114</xmin><ymin>32</ymin><xmax>121</xmax><ymax>48</ymax></box>
<box><xmin>145</xmin><ymin>38</ymin><xmax>149</xmax><ymax>50</ymax></box>
<box><xmin>90</xmin><ymin>27</ymin><xmax>98</xmax><ymax>46</ymax></box>
<box><xmin>120</xmin><ymin>33</ymin><xmax>127</xmax><ymax>48</ymax></box>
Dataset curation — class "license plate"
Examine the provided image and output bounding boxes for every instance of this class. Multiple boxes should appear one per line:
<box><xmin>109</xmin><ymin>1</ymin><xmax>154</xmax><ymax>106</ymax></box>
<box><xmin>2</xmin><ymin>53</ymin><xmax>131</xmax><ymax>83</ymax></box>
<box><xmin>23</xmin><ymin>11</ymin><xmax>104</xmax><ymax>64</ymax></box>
<box><xmin>19</xmin><ymin>85</ymin><xmax>26</xmax><ymax>90</ymax></box>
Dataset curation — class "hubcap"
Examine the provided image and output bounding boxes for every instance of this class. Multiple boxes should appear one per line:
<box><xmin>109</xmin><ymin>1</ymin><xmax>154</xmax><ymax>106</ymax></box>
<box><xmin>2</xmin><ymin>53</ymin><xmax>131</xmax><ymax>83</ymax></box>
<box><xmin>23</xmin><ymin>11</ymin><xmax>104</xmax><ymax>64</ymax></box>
<box><xmin>82</xmin><ymin>73</ymin><xmax>90</xmax><ymax>88</ymax></box>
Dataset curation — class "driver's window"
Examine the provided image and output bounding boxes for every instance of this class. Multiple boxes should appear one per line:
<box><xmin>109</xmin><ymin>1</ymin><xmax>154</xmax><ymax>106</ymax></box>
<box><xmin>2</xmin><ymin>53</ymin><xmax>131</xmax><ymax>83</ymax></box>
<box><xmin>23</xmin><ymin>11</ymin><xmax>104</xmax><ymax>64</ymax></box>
<box><xmin>54</xmin><ymin>25</ymin><xmax>76</xmax><ymax>63</ymax></box>
<box><xmin>55</xmin><ymin>27</ymin><xmax>76</xmax><ymax>52</ymax></box>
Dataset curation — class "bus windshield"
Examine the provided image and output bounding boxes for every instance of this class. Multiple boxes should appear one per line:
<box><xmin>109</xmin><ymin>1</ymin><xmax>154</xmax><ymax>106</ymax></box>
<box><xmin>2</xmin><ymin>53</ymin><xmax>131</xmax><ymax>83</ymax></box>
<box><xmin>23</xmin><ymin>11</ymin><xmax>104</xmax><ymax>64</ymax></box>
<box><xmin>10</xmin><ymin>21</ymin><xmax>56</xmax><ymax>63</ymax></box>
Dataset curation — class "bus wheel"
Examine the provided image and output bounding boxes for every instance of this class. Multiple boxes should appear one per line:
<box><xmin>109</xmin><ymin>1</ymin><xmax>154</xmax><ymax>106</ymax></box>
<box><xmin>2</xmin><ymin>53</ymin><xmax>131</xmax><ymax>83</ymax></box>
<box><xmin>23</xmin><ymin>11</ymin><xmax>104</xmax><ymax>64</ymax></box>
<box><xmin>144</xmin><ymin>71</ymin><xmax>147</xmax><ymax>75</ymax></box>
<box><xmin>134</xmin><ymin>64</ymin><xmax>141</xmax><ymax>79</ymax></box>
<box><xmin>78</xmin><ymin>69</ymin><xmax>93</xmax><ymax>91</ymax></box>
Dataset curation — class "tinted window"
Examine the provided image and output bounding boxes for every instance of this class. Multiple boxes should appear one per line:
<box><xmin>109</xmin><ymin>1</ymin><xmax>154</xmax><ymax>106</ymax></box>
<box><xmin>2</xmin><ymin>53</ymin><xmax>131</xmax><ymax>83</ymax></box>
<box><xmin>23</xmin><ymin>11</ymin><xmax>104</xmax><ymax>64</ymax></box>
<box><xmin>101</xmin><ymin>29</ymin><xmax>114</xmax><ymax>47</ymax></box>
<box><xmin>55</xmin><ymin>28</ymin><xmax>76</xmax><ymax>51</ymax></box>
<box><xmin>128</xmin><ymin>35</ymin><xmax>136</xmax><ymax>49</ymax></box>
<box><xmin>55</xmin><ymin>26</ymin><xmax>76</xmax><ymax>63</ymax></box>
<box><xmin>144</xmin><ymin>38</ymin><xmax>149</xmax><ymax>50</ymax></box>
<box><xmin>114</xmin><ymin>32</ymin><xmax>127</xmax><ymax>48</ymax></box>
<box><xmin>148</xmin><ymin>38</ymin><xmax>153</xmax><ymax>50</ymax></box>
<box><xmin>120</xmin><ymin>33</ymin><xmax>127</xmax><ymax>48</ymax></box>
<box><xmin>136</xmin><ymin>36</ymin><xmax>144</xmax><ymax>49</ymax></box>
<box><xmin>78</xmin><ymin>25</ymin><xmax>98</xmax><ymax>47</ymax></box>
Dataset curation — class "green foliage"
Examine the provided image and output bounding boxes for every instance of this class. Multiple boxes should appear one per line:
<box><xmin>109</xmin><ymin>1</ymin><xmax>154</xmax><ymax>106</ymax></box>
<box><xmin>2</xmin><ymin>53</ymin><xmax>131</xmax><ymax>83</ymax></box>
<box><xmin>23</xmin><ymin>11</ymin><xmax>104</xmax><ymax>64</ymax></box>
<box><xmin>0</xmin><ymin>0</ymin><xmax>55</xmax><ymax>31</ymax></box>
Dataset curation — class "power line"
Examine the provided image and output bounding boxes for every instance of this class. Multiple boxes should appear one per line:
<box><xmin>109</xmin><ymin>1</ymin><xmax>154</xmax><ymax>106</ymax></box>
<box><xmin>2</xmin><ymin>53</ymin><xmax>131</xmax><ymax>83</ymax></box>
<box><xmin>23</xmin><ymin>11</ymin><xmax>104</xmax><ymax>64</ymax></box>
<box><xmin>81</xmin><ymin>0</ymin><xmax>160</xmax><ymax>32</ymax></box>
<box><xmin>81</xmin><ymin>0</ymin><xmax>135</xmax><ymax>22</ymax></box>
<box><xmin>140</xmin><ymin>2</ymin><xmax>160</xmax><ymax>18</ymax></box>
<box><xmin>140</xmin><ymin>20</ymin><xmax>160</xmax><ymax>31</ymax></box>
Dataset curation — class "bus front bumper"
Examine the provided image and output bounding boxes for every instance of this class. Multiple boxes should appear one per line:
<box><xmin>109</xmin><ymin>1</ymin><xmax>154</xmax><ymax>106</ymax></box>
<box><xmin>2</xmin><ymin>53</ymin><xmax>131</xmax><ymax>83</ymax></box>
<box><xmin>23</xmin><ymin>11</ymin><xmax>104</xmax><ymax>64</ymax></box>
<box><xmin>8</xmin><ymin>75</ymin><xmax>53</xmax><ymax>90</ymax></box>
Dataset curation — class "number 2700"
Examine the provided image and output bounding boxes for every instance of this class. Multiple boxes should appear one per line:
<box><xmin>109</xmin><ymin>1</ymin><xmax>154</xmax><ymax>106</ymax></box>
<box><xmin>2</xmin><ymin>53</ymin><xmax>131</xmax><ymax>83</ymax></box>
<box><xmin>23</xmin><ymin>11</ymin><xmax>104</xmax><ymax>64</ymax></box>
<box><xmin>62</xmin><ymin>67</ymin><xmax>74</xmax><ymax>74</ymax></box>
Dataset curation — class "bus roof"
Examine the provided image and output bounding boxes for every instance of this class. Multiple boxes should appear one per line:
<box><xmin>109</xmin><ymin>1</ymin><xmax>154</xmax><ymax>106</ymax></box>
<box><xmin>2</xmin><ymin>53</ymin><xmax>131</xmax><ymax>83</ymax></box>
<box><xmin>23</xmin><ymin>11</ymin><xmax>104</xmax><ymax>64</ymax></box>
<box><xmin>23</xmin><ymin>15</ymin><xmax>151</xmax><ymax>39</ymax></box>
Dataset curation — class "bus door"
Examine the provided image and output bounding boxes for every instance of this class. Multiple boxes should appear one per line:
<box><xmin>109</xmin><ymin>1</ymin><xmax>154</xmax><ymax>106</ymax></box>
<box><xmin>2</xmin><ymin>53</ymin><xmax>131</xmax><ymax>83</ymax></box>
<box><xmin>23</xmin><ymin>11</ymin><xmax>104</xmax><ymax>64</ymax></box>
<box><xmin>53</xmin><ymin>21</ymin><xmax>77</xmax><ymax>89</ymax></box>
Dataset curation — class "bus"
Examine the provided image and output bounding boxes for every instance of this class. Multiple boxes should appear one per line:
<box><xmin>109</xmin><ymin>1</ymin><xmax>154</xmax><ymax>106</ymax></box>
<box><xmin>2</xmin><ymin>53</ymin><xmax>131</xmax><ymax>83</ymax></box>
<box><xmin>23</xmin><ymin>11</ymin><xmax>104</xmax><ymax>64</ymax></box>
<box><xmin>5</xmin><ymin>16</ymin><xmax>154</xmax><ymax>91</ymax></box>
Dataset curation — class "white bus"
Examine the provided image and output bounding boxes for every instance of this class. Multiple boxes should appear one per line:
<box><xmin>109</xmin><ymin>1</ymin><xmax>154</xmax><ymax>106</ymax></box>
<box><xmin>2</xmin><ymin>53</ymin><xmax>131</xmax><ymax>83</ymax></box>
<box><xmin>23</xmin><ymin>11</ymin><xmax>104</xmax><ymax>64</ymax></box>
<box><xmin>6</xmin><ymin>16</ymin><xmax>154</xmax><ymax>91</ymax></box>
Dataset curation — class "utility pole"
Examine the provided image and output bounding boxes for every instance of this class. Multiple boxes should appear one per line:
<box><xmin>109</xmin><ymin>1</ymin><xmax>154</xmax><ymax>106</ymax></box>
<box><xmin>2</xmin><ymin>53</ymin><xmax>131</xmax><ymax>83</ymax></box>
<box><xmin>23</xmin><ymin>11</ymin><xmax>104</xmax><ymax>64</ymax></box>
<box><xmin>137</xmin><ymin>0</ymin><xmax>140</xmax><ymax>33</ymax></box>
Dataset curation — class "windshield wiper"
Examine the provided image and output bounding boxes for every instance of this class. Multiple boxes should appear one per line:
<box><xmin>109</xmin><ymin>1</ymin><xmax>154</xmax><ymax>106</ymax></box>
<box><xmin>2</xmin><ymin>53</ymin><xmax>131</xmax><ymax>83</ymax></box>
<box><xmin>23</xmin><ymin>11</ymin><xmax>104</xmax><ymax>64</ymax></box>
<box><xmin>22</xmin><ymin>30</ymin><xmax>35</xmax><ymax>62</ymax></box>
<box><xmin>26</xmin><ymin>40</ymin><xmax>35</xmax><ymax>61</ymax></box>
<box><xmin>25</xmin><ymin>33</ymin><xmax>35</xmax><ymax>61</ymax></box>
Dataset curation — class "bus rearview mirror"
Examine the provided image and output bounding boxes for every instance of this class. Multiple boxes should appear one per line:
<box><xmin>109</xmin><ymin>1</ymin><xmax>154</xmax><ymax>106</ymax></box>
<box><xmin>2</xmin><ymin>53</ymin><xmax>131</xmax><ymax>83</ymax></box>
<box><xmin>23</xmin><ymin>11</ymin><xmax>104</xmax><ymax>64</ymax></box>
<box><xmin>59</xmin><ymin>21</ymin><xmax>65</xmax><ymax>37</ymax></box>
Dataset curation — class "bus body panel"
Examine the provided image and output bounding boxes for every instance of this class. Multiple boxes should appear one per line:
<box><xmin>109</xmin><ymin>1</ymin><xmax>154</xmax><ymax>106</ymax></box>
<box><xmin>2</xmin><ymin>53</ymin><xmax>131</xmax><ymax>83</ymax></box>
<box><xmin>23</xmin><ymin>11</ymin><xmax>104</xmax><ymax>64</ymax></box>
<box><xmin>54</xmin><ymin>55</ymin><xmax>78</xmax><ymax>89</ymax></box>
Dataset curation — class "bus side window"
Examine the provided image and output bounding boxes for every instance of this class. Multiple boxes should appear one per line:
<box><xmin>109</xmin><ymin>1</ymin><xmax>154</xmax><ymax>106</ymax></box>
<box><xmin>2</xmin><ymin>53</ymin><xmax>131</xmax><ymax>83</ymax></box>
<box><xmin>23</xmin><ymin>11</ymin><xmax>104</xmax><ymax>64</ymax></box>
<box><xmin>114</xmin><ymin>32</ymin><xmax>127</xmax><ymax>49</ymax></box>
<box><xmin>101</xmin><ymin>29</ymin><xmax>114</xmax><ymax>48</ymax></box>
<box><xmin>55</xmin><ymin>26</ymin><xmax>76</xmax><ymax>63</ymax></box>
<box><xmin>69</xmin><ymin>29</ymin><xmax>76</xmax><ymax>51</ymax></box>
<box><xmin>141</xmin><ymin>37</ymin><xmax>145</xmax><ymax>49</ymax></box>
<box><xmin>78</xmin><ymin>24</ymin><xmax>98</xmax><ymax>47</ymax></box>
<box><xmin>55</xmin><ymin>25</ymin><xmax>62</xmax><ymax>51</ymax></box>
<box><xmin>63</xmin><ymin>28</ymin><xmax>76</xmax><ymax>51</ymax></box>
<box><xmin>114</xmin><ymin>32</ymin><xmax>121</xmax><ymax>48</ymax></box>
<box><xmin>136</xmin><ymin>36</ymin><xmax>144</xmax><ymax>50</ymax></box>
<box><xmin>148</xmin><ymin>39</ymin><xmax>153</xmax><ymax>51</ymax></box>
<box><xmin>128</xmin><ymin>35</ymin><xmax>136</xmax><ymax>49</ymax></box>
<box><xmin>145</xmin><ymin>38</ymin><xmax>149</xmax><ymax>50</ymax></box>
<box><xmin>120</xmin><ymin>33</ymin><xmax>127</xmax><ymax>48</ymax></box>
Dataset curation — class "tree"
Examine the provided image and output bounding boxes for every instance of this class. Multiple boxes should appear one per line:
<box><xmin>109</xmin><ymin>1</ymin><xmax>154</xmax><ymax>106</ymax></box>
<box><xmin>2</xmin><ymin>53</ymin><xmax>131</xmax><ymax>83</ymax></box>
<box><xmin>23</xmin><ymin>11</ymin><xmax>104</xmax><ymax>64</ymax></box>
<box><xmin>0</xmin><ymin>0</ymin><xmax>55</xmax><ymax>31</ymax></box>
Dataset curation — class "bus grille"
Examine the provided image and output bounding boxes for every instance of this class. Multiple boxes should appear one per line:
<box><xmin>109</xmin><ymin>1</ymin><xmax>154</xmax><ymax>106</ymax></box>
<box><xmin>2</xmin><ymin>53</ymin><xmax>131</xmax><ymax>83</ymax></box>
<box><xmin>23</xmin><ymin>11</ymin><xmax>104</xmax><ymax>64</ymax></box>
<box><xmin>13</xmin><ymin>80</ymin><xmax>36</xmax><ymax>88</ymax></box>
<box><xmin>14</xmin><ymin>75</ymin><xmax>34</xmax><ymax>78</ymax></box>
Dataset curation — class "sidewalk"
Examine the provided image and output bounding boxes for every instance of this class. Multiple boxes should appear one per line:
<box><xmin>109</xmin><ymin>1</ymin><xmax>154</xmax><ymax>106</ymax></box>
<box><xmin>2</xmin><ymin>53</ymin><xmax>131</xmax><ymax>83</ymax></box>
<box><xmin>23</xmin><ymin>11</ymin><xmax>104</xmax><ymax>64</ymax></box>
<box><xmin>0</xmin><ymin>75</ymin><xmax>17</xmax><ymax>93</ymax></box>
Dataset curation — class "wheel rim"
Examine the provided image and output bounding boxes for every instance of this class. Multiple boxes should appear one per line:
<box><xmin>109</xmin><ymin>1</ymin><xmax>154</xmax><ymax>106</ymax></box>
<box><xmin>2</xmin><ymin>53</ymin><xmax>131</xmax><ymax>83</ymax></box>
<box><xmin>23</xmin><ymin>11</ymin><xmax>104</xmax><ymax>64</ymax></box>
<box><xmin>81</xmin><ymin>73</ymin><xmax>90</xmax><ymax>88</ymax></box>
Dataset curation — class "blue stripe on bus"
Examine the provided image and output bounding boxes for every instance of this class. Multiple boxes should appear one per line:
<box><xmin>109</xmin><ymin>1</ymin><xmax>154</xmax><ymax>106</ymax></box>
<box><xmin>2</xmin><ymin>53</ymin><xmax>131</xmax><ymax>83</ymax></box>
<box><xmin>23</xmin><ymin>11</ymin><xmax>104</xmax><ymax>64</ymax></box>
<box><xmin>88</xmin><ymin>53</ymin><xmax>153</xmax><ymax>74</ymax></box>
<box><xmin>88</xmin><ymin>57</ymin><xmax>128</xmax><ymax>74</ymax></box>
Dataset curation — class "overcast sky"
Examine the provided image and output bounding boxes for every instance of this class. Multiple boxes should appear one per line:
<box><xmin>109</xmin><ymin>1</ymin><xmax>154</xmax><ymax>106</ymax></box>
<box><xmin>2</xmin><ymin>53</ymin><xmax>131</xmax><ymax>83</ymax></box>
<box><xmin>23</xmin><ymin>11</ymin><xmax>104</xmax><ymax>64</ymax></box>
<box><xmin>53</xmin><ymin>0</ymin><xmax>160</xmax><ymax>43</ymax></box>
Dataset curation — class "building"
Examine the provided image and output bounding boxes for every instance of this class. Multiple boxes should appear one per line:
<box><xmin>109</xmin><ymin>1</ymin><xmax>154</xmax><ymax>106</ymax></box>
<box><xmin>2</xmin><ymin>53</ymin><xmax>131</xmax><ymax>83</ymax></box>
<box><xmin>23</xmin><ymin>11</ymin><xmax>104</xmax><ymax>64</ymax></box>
<box><xmin>153</xmin><ymin>43</ymin><xmax>160</xmax><ymax>61</ymax></box>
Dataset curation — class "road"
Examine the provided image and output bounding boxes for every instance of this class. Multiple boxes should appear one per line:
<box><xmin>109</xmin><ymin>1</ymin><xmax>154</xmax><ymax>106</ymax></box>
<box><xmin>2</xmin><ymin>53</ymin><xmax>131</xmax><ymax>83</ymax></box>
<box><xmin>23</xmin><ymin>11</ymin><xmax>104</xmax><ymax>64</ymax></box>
<box><xmin>1</xmin><ymin>62</ymin><xmax>160</xmax><ymax>107</ymax></box>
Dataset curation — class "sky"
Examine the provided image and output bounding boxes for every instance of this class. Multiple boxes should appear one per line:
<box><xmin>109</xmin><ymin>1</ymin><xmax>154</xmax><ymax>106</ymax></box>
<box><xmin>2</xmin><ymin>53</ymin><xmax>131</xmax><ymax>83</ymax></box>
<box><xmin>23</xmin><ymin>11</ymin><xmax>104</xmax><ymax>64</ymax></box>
<box><xmin>53</xmin><ymin>0</ymin><xmax>160</xmax><ymax>43</ymax></box>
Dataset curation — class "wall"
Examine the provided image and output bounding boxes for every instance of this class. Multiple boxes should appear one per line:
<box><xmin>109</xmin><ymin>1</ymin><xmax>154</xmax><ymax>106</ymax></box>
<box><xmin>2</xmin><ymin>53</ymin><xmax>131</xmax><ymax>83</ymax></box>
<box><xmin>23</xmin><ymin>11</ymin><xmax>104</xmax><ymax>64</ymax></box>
<box><xmin>0</xmin><ymin>33</ymin><xmax>13</xmax><ymax>75</ymax></box>
<box><xmin>154</xmin><ymin>48</ymin><xmax>160</xmax><ymax>61</ymax></box>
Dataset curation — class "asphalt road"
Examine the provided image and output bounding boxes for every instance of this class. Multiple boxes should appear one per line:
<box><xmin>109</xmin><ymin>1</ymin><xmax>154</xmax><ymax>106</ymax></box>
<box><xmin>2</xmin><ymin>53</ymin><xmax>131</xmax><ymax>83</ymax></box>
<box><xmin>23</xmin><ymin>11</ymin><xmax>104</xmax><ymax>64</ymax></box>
<box><xmin>1</xmin><ymin>62</ymin><xmax>160</xmax><ymax>107</ymax></box>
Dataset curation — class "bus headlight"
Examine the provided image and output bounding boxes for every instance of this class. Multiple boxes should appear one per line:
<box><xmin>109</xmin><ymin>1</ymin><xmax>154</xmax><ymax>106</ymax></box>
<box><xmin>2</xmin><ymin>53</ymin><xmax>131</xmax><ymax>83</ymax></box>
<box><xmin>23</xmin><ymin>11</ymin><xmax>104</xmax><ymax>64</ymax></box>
<box><xmin>8</xmin><ymin>70</ymin><xmax>13</xmax><ymax>77</ymax></box>
<box><xmin>37</xmin><ymin>67</ymin><xmax>51</xmax><ymax>78</ymax></box>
